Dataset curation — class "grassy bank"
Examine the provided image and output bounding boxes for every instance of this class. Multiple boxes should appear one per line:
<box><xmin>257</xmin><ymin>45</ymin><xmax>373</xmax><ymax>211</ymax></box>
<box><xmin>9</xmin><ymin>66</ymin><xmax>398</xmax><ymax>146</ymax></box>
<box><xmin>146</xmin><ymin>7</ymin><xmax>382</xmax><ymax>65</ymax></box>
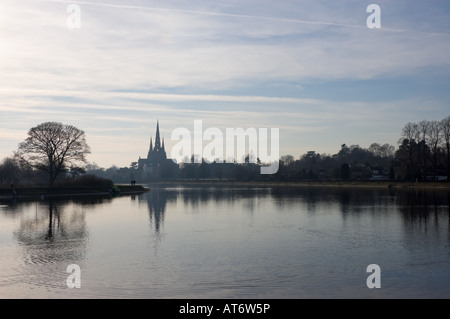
<box><xmin>0</xmin><ymin>184</ymin><xmax>149</xmax><ymax>200</ymax></box>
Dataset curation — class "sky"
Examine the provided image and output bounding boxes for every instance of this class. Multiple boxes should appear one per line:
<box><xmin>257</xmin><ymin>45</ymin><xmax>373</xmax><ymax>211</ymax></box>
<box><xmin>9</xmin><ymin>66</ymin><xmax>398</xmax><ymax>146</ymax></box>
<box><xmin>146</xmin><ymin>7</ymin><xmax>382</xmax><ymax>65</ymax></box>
<box><xmin>1</xmin><ymin>0</ymin><xmax>450</xmax><ymax>168</ymax></box>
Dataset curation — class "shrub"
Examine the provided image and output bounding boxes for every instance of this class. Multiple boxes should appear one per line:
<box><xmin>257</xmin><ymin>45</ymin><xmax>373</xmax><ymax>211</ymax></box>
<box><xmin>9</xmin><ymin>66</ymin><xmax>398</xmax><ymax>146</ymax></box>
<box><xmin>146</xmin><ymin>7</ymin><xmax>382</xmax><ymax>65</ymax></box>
<box><xmin>58</xmin><ymin>174</ymin><xmax>114</xmax><ymax>188</ymax></box>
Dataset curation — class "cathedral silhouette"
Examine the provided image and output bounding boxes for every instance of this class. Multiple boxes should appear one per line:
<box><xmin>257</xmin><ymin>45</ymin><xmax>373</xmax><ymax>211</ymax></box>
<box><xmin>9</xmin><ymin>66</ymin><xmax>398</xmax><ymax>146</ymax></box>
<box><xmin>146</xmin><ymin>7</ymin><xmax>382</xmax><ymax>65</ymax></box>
<box><xmin>137</xmin><ymin>121</ymin><xmax>178</xmax><ymax>178</ymax></box>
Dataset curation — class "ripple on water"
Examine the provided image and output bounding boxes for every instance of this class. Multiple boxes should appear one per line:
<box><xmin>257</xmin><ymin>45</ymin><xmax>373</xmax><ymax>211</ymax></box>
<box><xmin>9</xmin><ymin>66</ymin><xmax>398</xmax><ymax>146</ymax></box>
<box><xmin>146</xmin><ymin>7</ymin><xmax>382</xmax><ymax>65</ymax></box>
<box><xmin>0</xmin><ymin>238</ymin><xmax>88</xmax><ymax>297</ymax></box>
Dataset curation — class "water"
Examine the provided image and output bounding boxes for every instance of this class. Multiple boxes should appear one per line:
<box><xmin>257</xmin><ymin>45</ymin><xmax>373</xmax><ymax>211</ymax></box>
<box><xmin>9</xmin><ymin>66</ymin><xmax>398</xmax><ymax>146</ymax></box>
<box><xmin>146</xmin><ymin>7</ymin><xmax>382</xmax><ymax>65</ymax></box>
<box><xmin>0</xmin><ymin>185</ymin><xmax>449</xmax><ymax>299</ymax></box>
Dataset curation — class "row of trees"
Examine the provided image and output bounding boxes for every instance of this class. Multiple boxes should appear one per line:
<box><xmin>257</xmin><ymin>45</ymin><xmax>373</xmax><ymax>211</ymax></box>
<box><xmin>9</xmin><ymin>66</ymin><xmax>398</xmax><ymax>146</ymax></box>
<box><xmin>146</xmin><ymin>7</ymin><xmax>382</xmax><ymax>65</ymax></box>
<box><xmin>84</xmin><ymin>130</ymin><xmax>445</xmax><ymax>183</ymax></box>
<box><xmin>396</xmin><ymin>117</ymin><xmax>450</xmax><ymax>181</ymax></box>
<box><xmin>275</xmin><ymin>143</ymin><xmax>395</xmax><ymax>181</ymax></box>
<box><xmin>275</xmin><ymin>116</ymin><xmax>450</xmax><ymax>182</ymax></box>
<box><xmin>1</xmin><ymin>117</ymin><xmax>449</xmax><ymax>187</ymax></box>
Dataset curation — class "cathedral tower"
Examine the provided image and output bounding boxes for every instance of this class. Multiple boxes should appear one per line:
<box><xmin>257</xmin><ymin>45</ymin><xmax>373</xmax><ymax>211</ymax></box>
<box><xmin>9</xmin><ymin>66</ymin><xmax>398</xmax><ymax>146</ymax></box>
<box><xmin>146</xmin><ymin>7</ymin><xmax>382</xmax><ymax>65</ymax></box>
<box><xmin>136</xmin><ymin>121</ymin><xmax>178</xmax><ymax>179</ymax></box>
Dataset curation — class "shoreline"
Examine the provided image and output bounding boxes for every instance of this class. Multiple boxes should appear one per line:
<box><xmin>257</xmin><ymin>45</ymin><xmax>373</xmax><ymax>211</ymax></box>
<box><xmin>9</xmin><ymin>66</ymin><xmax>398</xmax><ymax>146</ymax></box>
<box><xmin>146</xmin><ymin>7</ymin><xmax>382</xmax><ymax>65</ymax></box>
<box><xmin>1</xmin><ymin>180</ymin><xmax>449</xmax><ymax>200</ymax></box>
<box><xmin>144</xmin><ymin>180</ymin><xmax>450</xmax><ymax>190</ymax></box>
<box><xmin>0</xmin><ymin>184</ymin><xmax>149</xmax><ymax>200</ymax></box>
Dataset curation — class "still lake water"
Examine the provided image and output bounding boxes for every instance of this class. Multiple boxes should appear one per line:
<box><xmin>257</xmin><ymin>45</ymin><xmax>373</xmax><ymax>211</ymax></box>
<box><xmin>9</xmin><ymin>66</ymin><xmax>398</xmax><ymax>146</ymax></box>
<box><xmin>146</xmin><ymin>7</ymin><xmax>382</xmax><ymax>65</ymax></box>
<box><xmin>0</xmin><ymin>185</ymin><xmax>449</xmax><ymax>299</ymax></box>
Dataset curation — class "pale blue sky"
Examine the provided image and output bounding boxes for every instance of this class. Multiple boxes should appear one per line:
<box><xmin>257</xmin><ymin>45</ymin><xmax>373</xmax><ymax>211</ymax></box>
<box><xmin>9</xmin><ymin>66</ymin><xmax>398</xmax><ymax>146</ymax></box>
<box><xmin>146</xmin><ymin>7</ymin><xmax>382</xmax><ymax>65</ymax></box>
<box><xmin>1</xmin><ymin>0</ymin><xmax>449</xmax><ymax>167</ymax></box>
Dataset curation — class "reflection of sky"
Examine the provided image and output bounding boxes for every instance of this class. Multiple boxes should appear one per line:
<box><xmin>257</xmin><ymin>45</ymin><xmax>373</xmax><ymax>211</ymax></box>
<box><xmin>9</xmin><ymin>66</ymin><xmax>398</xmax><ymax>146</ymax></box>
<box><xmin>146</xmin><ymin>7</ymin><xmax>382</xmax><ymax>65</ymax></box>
<box><xmin>1</xmin><ymin>1</ymin><xmax>450</xmax><ymax>167</ymax></box>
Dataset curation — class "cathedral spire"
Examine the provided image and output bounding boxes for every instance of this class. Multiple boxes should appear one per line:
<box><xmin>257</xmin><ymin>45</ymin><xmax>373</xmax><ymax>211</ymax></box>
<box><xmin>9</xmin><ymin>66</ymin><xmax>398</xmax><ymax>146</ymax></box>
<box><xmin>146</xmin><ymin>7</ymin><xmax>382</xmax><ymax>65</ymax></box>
<box><xmin>147</xmin><ymin>136</ymin><xmax>153</xmax><ymax>159</ymax></box>
<box><xmin>139</xmin><ymin>121</ymin><xmax>169</xmax><ymax>171</ymax></box>
<box><xmin>155</xmin><ymin>120</ymin><xmax>161</xmax><ymax>151</ymax></box>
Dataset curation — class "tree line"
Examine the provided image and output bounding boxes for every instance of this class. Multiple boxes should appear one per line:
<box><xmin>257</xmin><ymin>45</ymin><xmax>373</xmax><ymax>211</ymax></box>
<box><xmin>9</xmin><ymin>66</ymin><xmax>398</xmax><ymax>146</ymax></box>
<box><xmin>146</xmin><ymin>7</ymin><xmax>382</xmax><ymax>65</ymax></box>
<box><xmin>396</xmin><ymin>117</ymin><xmax>450</xmax><ymax>181</ymax></box>
<box><xmin>1</xmin><ymin>116</ymin><xmax>449</xmax><ymax>187</ymax></box>
<box><xmin>275</xmin><ymin>114</ymin><xmax>450</xmax><ymax>182</ymax></box>
<box><xmin>81</xmin><ymin>116</ymin><xmax>450</xmax><ymax>183</ymax></box>
<box><xmin>276</xmin><ymin>116</ymin><xmax>450</xmax><ymax>182</ymax></box>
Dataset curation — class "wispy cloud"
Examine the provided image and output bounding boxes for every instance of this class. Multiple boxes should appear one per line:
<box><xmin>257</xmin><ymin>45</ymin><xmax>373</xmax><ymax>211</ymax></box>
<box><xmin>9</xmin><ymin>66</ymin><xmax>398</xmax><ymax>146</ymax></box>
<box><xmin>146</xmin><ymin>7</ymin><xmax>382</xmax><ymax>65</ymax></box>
<box><xmin>2</xmin><ymin>0</ymin><xmax>449</xmax><ymax>91</ymax></box>
<box><xmin>1</xmin><ymin>0</ymin><xmax>449</xmax><ymax>166</ymax></box>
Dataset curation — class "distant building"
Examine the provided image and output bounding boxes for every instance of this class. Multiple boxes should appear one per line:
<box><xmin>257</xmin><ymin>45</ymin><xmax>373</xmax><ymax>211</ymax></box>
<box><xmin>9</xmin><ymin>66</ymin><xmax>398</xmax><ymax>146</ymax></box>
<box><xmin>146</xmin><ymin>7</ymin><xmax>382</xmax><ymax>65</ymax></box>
<box><xmin>137</xmin><ymin>121</ymin><xmax>178</xmax><ymax>179</ymax></box>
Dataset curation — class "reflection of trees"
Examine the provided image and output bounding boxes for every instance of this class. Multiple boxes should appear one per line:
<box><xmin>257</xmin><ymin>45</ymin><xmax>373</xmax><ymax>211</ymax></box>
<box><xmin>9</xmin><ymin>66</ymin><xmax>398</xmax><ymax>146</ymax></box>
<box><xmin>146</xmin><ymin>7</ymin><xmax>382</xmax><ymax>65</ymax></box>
<box><xmin>180</xmin><ymin>187</ymin><xmax>271</xmax><ymax>210</ymax></box>
<box><xmin>448</xmin><ymin>192</ymin><xmax>450</xmax><ymax>242</ymax></box>
<box><xmin>395</xmin><ymin>190</ymin><xmax>450</xmax><ymax>258</ymax></box>
<box><xmin>139</xmin><ymin>186</ymin><xmax>450</xmax><ymax>250</ymax></box>
<box><xmin>6</xmin><ymin>197</ymin><xmax>111</xmax><ymax>291</ymax></box>
<box><xmin>269</xmin><ymin>186</ymin><xmax>371</xmax><ymax>216</ymax></box>
<box><xmin>13</xmin><ymin>200</ymin><xmax>89</xmax><ymax>265</ymax></box>
<box><xmin>140</xmin><ymin>187</ymin><xmax>272</xmax><ymax>235</ymax></box>
<box><xmin>270</xmin><ymin>186</ymin><xmax>450</xmax><ymax>233</ymax></box>
<box><xmin>396</xmin><ymin>190</ymin><xmax>449</xmax><ymax>229</ymax></box>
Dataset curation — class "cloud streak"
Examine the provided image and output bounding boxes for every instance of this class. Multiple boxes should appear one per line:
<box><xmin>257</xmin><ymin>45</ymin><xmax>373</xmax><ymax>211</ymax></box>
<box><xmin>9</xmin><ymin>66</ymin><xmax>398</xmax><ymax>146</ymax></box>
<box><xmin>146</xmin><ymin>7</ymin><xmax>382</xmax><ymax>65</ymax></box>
<box><xmin>1</xmin><ymin>0</ymin><xmax>449</xmax><ymax>166</ymax></box>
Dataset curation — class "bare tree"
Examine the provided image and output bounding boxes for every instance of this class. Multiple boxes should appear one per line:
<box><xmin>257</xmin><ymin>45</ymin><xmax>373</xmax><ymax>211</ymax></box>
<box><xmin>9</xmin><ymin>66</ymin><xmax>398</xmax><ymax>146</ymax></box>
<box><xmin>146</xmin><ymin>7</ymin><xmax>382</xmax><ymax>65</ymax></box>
<box><xmin>368</xmin><ymin>143</ymin><xmax>381</xmax><ymax>157</ymax></box>
<box><xmin>369</xmin><ymin>143</ymin><xmax>395</xmax><ymax>158</ymax></box>
<box><xmin>441</xmin><ymin>116</ymin><xmax>450</xmax><ymax>180</ymax></box>
<box><xmin>418</xmin><ymin>120</ymin><xmax>430</xmax><ymax>142</ymax></box>
<box><xmin>417</xmin><ymin>120</ymin><xmax>431</xmax><ymax>178</ymax></box>
<box><xmin>401</xmin><ymin>122</ymin><xmax>419</xmax><ymax>142</ymax></box>
<box><xmin>380</xmin><ymin>143</ymin><xmax>395</xmax><ymax>158</ymax></box>
<box><xmin>426</xmin><ymin>120</ymin><xmax>442</xmax><ymax>179</ymax></box>
<box><xmin>16</xmin><ymin>122</ymin><xmax>90</xmax><ymax>187</ymax></box>
<box><xmin>399</xmin><ymin>122</ymin><xmax>419</xmax><ymax>179</ymax></box>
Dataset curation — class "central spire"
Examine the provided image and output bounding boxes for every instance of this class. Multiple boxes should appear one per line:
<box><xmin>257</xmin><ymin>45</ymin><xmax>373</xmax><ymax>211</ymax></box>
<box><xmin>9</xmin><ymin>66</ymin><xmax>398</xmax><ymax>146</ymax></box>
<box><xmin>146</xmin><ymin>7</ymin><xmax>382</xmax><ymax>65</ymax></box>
<box><xmin>140</xmin><ymin>121</ymin><xmax>170</xmax><ymax>171</ymax></box>
<box><xmin>154</xmin><ymin>120</ymin><xmax>161</xmax><ymax>151</ymax></box>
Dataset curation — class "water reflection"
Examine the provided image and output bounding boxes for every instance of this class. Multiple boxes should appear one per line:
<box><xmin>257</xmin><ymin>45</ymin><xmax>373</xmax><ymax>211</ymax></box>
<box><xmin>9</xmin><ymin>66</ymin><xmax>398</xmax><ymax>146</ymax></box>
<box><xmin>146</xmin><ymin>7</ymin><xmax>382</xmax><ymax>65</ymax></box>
<box><xmin>14</xmin><ymin>201</ymin><xmax>88</xmax><ymax>261</ymax></box>
<box><xmin>137</xmin><ymin>187</ymin><xmax>273</xmax><ymax>233</ymax></box>
<box><xmin>4</xmin><ymin>187</ymin><xmax>450</xmax><ymax>253</ymax></box>
<box><xmin>1</xmin><ymin>186</ymin><xmax>450</xmax><ymax>298</ymax></box>
<box><xmin>0</xmin><ymin>197</ymin><xmax>113</xmax><ymax>293</ymax></box>
<box><xmin>269</xmin><ymin>185</ymin><xmax>450</xmax><ymax>214</ymax></box>
<box><xmin>174</xmin><ymin>187</ymin><xmax>271</xmax><ymax>208</ymax></box>
<box><xmin>394</xmin><ymin>190</ymin><xmax>450</xmax><ymax>261</ymax></box>
<box><xmin>139</xmin><ymin>189</ymin><xmax>172</xmax><ymax>234</ymax></box>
